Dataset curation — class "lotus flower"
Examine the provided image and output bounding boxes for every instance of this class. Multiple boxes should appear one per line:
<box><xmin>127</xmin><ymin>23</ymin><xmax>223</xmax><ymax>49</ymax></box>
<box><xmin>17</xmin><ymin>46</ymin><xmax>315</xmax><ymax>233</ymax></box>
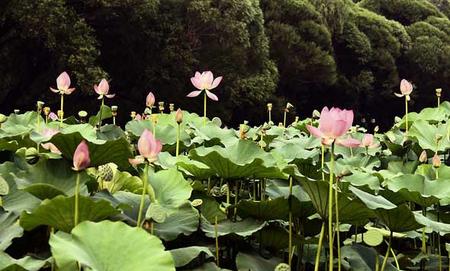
<box><xmin>395</xmin><ymin>79</ymin><xmax>413</xmax><ymax>100</ymax></box>
<box><xmin>48</xmin><ymin>112</ymin><xmax>58</xmax><ymax>121</ymax></box>
<box><xmin>432</xmin><ymin>153</ymin><xmax>441</xmax><ymax>168</ymax></box>
<box><xmin>146</xmin><ymin>92</ymin><xmax>155</xmax><ymax>108</ymax></box>
<box><xmin>73</xmin><ymin>140</ymin><xmax>90</xmax><ymax>171</ymax></box>
<box><xmin>135</xmin><ymin>114</ymin><xmax>142</xmax><ymax>121</ymax></box>
<box><xmin>50</xmin><ymin>72</ymin><xmax>75</xmax><ymax>95</ymax></box>
<box><xmin>41</xmin><ymin>143</ymin><xmax>62</xmax><ymax>154</ymax></box>
<box><xmin>94</xmin><ymin>79</ymin><xmax>115</xmax><ymax>99</ymax></box>
<box><xmin>129</xmin><ymin>129</ymin><xmax>162</xmax><ymax>165</ymax></box>
<box><xmin>360</xmin><ymin>134</ymin><xmax>379</xmax><ymax>149</ymax></box>
<box><xmin>187</xmin><ymin>71</ymin><xmax>222</xmax><ymax>101</ymax></box>
<box><xmin>306</xmin><ymin>107</ymin><xmax>360</xmax><ymax>147</ymax></box>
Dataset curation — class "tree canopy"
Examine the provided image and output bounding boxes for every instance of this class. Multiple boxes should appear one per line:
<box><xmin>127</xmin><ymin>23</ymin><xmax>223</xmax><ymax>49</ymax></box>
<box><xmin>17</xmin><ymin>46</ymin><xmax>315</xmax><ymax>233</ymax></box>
<box><xmin>0</xmin><ymin>0</ymin><xmax>449</xmax><ymax>128</ymax></box>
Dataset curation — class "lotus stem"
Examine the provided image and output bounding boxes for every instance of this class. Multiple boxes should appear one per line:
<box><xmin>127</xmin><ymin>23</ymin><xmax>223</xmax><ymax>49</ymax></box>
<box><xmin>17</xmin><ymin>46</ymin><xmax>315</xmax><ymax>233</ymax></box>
<box><xmin>234</xmin><ymin>181</ymin><xmax>239</xmax><ymax>222</ymax></box>
<box><xmin>98</xmin><ymin>97</ymin><xmax>104</xmax><ymax>128</ymax></box>
<box><xmin>314</xmin><ymin>222</ymin><xmax>326</xmax><ymax>271</ymax></box>
<box><xmin>375</xmin><ymin>253</ymin><xmax>380</xmax><ymax>271</ymax></box>
<box><xmin>215</xmin><ymin>215</ymin><xmax>220</xmax><ymax>266</ymax></box>
<box><xmin>328</xmin><ymin>143</ymin><xmax>335</xmax><ymax>271</ymax></box>
<box><xmin>380</xmin><ymin>231</ymin><xmax>393</xmax><ymax>271</ymax></box>
<box><xmin>390</xmin><ymin>247</ymin><xmax>400</xmax><ymax>270</ymax></box>
<box><xmin>226</xmin><ymin>181</ymin><xmax>230</xmax><ymax>215</ymax></box>
<box><xmin>176</xmin><ymin>123</ymin><xmax>180</xmax><ymax>157</ymax></box>
<box><xmin>283</xmin><ymin>110</ymin><xmax>287</xmax><ymax>128</ymax></box>
<box><xmin>74</xmin><ymin>173</ymin><xmax>80</xmax><ymax>226</ymax></box>
<box><xmin>421</xmin><ymin>228</ymin><xmax>427</xmax><ymax>254</ymax></box>
<box><xmin>335</xmin><ymin>178</ymin><xmax>341</xmax><ymax>271</ymax></box>
<box><xmin>60</xmin><ymin>94</ymin><xmax>64</xmax><ymax>126</ymax></box>
<box><xmin>321</xmin><ymin>144</ymin><xmax>325</xmax><ymax>181</ymax></box>
<box><xmin>136</xmin><ymin>163</ymin><xmax>149</xmax><ymax>227</ymax></box>
<box><xmin>203</xmin><ymin>91</ymin><xmax>207</xmax><ymax>127</ymax></box>
<box><xmin>405</xmin><ymin>96</ymin><xmax>408</xmax><ymax>135</ymax></box>
<box><xmin>288</xmin><ymin>176</ymin><xmax>293</xmax><ymax>267</ymax></box>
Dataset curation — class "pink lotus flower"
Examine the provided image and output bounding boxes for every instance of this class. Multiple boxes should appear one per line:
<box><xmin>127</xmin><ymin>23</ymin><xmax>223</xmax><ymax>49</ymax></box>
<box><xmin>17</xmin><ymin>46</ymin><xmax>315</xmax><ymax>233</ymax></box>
<box><xmin>41</xmin><ymin>143</ymin><xmax>62</xmax><ymax>154</ymax></box>
<box><xmin>73</xmin><ymin>140</ymin><xmax>90</xmax><ymax>171</ymax></box>
<box><xmin>49</xmin><ymin>112</ymin><xmax>58</xmax><ymax>121</ymax></box>
<box><xmin>50</xmin><ymin>72</ymin><xmax>75</xmax><ymax>95</ymax></box>
<box><xmin>360</xmin><ymin>134</ymin><xmax>379</xmax><ymax>149</ymax></box>
<box><xmin>129</xmin><ymin>129</ymin><xmax>162</xmax><ymax>165</ymax></box>
<box><xmin>187</xmin><ymin>71</ymin><xmax>222</xmax><ymax>101</ymax></box>
<box><xmin>306</xmin><ymin>107</ymin><xmax>360</xmax><ymax>147</ymax></box>
<box><xmin>94</xmin><ymin>79</ymin><xmax>115</xmax><ymax>99</ymax></box>
<box><xmin>395</xmin><ymin>79</ymin><xmax>413</xmax><ymax>100</ymax></box>
<box><xmin>135</xmin><ymin>114</ymin><xmax>142</xmax><ymax>121</ymax></box>
<box><xmin>146</xmin><ymin>92</ymin><xmax>155</xmax><ymax>108</ymax></box>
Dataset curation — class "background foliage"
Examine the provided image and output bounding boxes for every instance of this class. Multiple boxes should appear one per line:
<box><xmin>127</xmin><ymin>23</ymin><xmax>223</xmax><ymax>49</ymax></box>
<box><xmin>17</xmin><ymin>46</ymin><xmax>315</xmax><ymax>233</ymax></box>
<box><xmin>0</xmin><ymin>0</ymin><xmax>449</xmax><ymax>128</ymax></box>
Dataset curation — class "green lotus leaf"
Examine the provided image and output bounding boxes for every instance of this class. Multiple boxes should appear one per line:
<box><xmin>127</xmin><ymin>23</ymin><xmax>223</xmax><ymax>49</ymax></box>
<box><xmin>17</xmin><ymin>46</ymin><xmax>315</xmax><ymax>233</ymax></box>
<box><xmin>189</xmin><ymin>140</ymin><xmax>287</xmax><ymax>180</ymax></box>
<box><xmin>50</xmin><ymin>220</ymin><xmax>175</xmax><ymax>271</ymax></box>
<box><xmin>148</xmin><ymin>168</ymin><xmax>192</xmax><ymax>207</ymax></box>
<box><xmin>341</xmin><ymin>244</ymin><xmax>396</xmax><ymax>271</ymax></box>
<box><xmin>88</xmin><ymin>104</ymin><xmax>112</xmax><ymax>126</ymax></box>
<box><xmin>235</xmin><ymin>252</ymin><xmax>282</xmax><ymax>271</ymax></box>
<box><xmin>0</xmin><ymin>251</ymin><xmax>48</xmax><ymax>271</ymax></box>
<box><xmin>2</xmin><ymin>191</ymin><xmax>41</xmax><ymax>214</ymax></box>
<box><xmin>342</xmin><ymin>171</ymin><xmax>381</xmax><ymax>192</ymax></box>
<box><xmin>188</xmin><ymin>121</ymin><xmax>237</xmax><ymax>147</ymax></box>
<box><xmin>157</xmin><ymin>152</ymin><xmax>215</xmax><ymax>180</ymax></box>
<box><xmin>0</xmin><ymin>112</ymin><xmax>42</xmax><ymax>138</ymax></box>
<box><xmin>96</xmin><ymin>124</ymin><xmax>126</xmax><ymax>141</ymax></box>
<box><xmin>408</xmin><ymin>120</ymin><xmax>450</xmax><ymax>151</ymax></box>
<box><xmin>414</xmin><ymin>212</ymin><xmax>450</xmax><ymax>235</ymax></box>
<box><xmin>0</xmin><ymin>176</ymin><xmax>9</xmax><ymax>196</ymax></box>
<box><xmin>383</xmin><ymin>174</ymin><xmax>441</xmax><ymax>206</ymax></box>
<box><xmin>0</xmin><ymin>211</ymin><xmax>23</xmax><ymax>250</ymax></box>
<box><xmin>191</xmin><ymin>191</ymin><xmax>227</xmax><ymax>223</ymax></box>
<box><xmin>237</xmin><ymin>198</ymin><xmax>290</xmax><ymax>220</ymax></box>
<box><xmin>363</xmin><ymin>229</ymin><xmax>383</xmax><ymax>247</ymax></box>
<box><xmin>256</xmin><ymin>223</ymin><xmax>302</xmax><ymax>250</ymax></box>
<box><xmin>14</xmin><ymin>158</ymin><xmax>90</xmax><ymax>199</ymax></box>
<box><xmin>20</xmin><ymin>195</ymin><xmax>119</xmax><ymax>232</ymax></box>
<box><xmin>153</xmin><ymin>202</ymin><xmax>199</xmax><ymax>241</ymax></box>
<box><xmin>50</xmin><ymin>128</ymin><xmax>133</xmax><ymax>169</ymax></box>
<box><xmin>201</xmin><ymin>217</ymin><xmax>266</xmax><ymax>238</ymax></box>
<box><xmin>169</xmin><ymin>246</ymin><xmax>214</xmax><ymax>268</ymax></box>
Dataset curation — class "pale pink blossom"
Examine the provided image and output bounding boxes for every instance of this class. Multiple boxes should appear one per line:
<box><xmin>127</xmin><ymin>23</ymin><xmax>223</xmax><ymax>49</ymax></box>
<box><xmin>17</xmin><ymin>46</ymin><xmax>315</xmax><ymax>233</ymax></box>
<box><xmin>187</xmin><ymin>71</ymin><xmax>222</xmax><ymax>101</ymax></box>
<box><xmin>360</xmin><ymin>134</ymin><xmax>379</xmax><ymax>149</ymax></box>
<box><xmin>129</xmin><ymin>129</ymin><xmax>162</xmax><ymax>165</ymax></box>
<box><xmin>307</xmin><ymin>107</ymin><xmax>360</xmax><ymax>147</ymax></box>
<box><xmin>146</xmin><ymin>92</ymin><xmax>155</xmax><ymax>108</ymax></box>
<box><xmin>50</xmin><ymin>72</ymin><xmax>75</xmax><ymax>95</ymax></box>
<box><xmin>94</xmin><ymin>79</ymin><xmax>115</xmax><ymax>99</ymax></box>
<box><xmin>395</xmin><ymin>79</ymin><xmax>413</xmax><ymax>100</ymax></box>
<box><xmin>73</xmin><ymin>140</ymin><xmax>90</xmax><ymax>171</ymax></box>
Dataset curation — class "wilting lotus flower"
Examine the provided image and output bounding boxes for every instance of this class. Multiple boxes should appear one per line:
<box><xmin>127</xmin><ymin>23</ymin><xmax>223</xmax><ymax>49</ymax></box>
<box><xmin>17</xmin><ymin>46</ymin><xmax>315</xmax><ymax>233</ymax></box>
<box><xmin>129</xmin><ymin>129</ymin><xmax>162</xmax><ymax>165</ymax></box>
<box><xmin>48</xmin><ymin>112</ymin><xmax>58</xmax><ymax>121</ymax></box>
<box><xmin>72</xmin><ymin>140</ymin><xmax>90</xmax><ymax>171</ymax></box>
<box><xmin>41</xmin><ymin>143</ymin><xmax>61</xmax><ymax>154</ymax></box>
<box><xmin>146</xmin><ymin>92</ymin><xmax>155</xmax><ymax>108</ymax></box>
<box><xmin>175</xmin><ymin>108</ymin><xmax>183</xmax><ymax>124</ymax></box>
<box><xmin>307</xmin><ymin>107</ymin><xmax>360</xmax><ymax>147</ymax></box>
<box><xmin>360</xmin><ymin>134</ymin><xmax>379</xmax><ymax>149</ymax></box>
<box><xmin>395</xmin><ymin>79</ymin><xmax>413</xmax><ymax>100</ymax></box>
<box><xmin>94</xmin><ymin>79</ymin><xmax>115</xmax><ymax>99</ymax></box>
<box><xmin>50</xmin><ymin>72</ymin><xmax>75</xmax><ymax>95</ymax></box>
<box><xmin>187</xmin><ymin>71</ymin><xmax>222</xmax><ymax>101</ymax></box>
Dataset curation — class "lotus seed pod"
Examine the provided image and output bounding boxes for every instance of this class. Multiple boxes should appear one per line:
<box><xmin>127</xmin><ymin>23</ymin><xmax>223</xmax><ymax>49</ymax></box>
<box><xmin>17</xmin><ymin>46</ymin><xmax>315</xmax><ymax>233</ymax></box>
<box><xmin>436</xmin><ymin>88</ymin><xmax>442</xmax><ymax>97</ymax></box>
<box><xmin>419</xmin><ymin>150</ymin><xmax>427</xmax><ymax>163</ymax></box>
<box><xmin>130</xmin><ymin>111</ymin><xmax>136</xmax><ymax>119</ymax></box>
<box><xmin>169</xmin><ymin>103</ymin><xmax>175</xmax><ymax>112</ymax></box>
<box><xmin>191</xmin><ymin>199</ymin><xmax>203</xmax><ymax>207</ymax></box>
<box><xmin>14</xmin><ymin>109</ymin><xmax>20</xmax><ymax>114</ymax></box>
<box><xmin>158</xmin><ymin>101</ymin><xmax>165</xmax><ymax>113</ymax></box>
<box><xmin>274</xmin><ymin>263</ymin><xmax>290</xmax><ymax>271</ymax></box>
<box><xmin>220</xmin><ymin>184</ymin><xmax>229</xmax><ymax>196</ymax></box>
<box><xmin>210</xmin><ymin>187</ymin><xmax>221</xmax><ymax>197</ymax></box>
<box><xmin>57</xmin><ymin>110</ymin><xmax>64</xmax><ymax>119</ymax></box>
<box><xmin>43</xmin><ymin>107</ymin><xmax>51</xmax><ymax>116</ymax></box>
<box><xmin>37</xmin><ymin>101</ymin><xmax>45</xmax><ymax>111</ymax></box>
<box><xmin>98</xmin><ymin>164</ymin><xmax>114</xmax><ymax>182</ymax></box>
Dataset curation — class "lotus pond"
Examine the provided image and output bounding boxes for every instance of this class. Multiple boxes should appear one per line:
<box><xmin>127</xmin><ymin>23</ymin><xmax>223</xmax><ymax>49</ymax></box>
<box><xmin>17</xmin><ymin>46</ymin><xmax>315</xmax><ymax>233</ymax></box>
<box><xmin>1</xmin><ymin>77</ymin><xmax>450</xmax><ymax>271</ymax></box>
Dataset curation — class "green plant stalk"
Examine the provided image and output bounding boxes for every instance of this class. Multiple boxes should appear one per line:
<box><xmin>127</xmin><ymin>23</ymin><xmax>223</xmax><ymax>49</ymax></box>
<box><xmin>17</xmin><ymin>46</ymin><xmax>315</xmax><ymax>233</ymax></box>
<box><xmin>98</xmin><ymin>97</ymin><xmax>104</xmax><ymax>127</ymax></box>
<box><xmin>328</xmin><ymin>143</ymin><xmax>335</xmax><ymax>271</ymax></box>
<box><xmin>380</xmin><ymin>231</ymin><xmax>393</xmax><ymax>271</ymax></box>
<box><xmin>234</xmin><ymin>181</ymin><xmax>239</xmax><ymax>221</ymax></box>
<box><xmin>314</xmin><ymin>222</ymin><xmax>326</xmax><ymax>271</ymax></box>
<box><xmin>176</xmin><ymin>123</ymin><xmax>180</xmax><ymax>157</ymax></box>
<box><xmin>438</xmin><ymin>96</ymin><xmax>440</xmax><ymax>107</ymax></box>
<box><xmin>321</xmin><ymin>145</ymin><xmax>325</xmax><ymax>181</ymax></box>
<box><xmin>390</xmin><ymin>247</ymin><xmax>400</xmax><ymax>270</ymax></box>
<box><xmin>226</xmin><ymin>181</ymin><xmax>230</xmax><ymax>216</ymax></box>
<box><xmin>421</xmin><ymin>228</ymin><xmax>426</xmax><ymax>253</ymax></box>
<box><xmin>60</xmin><ymin>94</ymin><xmax>64</xmax><ymax>126</ymax></box>
<box><xmin>375</xmin><ymin>253</ymin><xmax>379</xmax><ymax>271</ymax></box>
<box><xmin>288</xmin><ymin>176</ymin><xmax>293</xmax><ymax>267</ymax></box>
<box><xmin>405</xmin><ymin>96</ymin><xmax>409</xmax><ymax>135</ymax></box>
<box><xmin>74</xmin><ymin>173</ymin><xmax>80</xmax><ymax>226</ymax></box>
<box><xmin>215</xmin><ymin>215</ymin><xmax>219</xmax><ymax>266</ymax></box>
<box><xmin>203</xmin><ymin>91</ymin><xmax>207</xmax><ymax>127</ymax></box>
<box><xmin>136</xmin><ymin>163</ymin><xmax>149</xmax><ymax>227</ymax></box>
<box><xmin>335</xmin><ymin>179</ymin><xmax>341</xmax><ymax>271</ymax></box>
<box><xmin>268</xmin><ymin>110</ymin><xmax>272</xmax><ymax>124</ymax></box>
<box><xmin>283</xmin><ymin>110</ymin><xmax>287</xmax><ymax>127</ymax></box>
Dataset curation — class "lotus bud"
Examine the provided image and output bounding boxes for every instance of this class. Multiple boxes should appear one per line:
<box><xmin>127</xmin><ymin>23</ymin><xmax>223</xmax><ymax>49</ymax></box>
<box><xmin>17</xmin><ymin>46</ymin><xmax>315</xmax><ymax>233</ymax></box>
<box><xmin>146</xmin><ymin>92</ymin><xmax>155</xmax><ymax>108</ymax></box>
<box><xmin>57</xmin><ymin>110</ymin><xmax>64</xmax><ymax>120</ymax></box>
<box><xmin>169</xmin><ymin>103</ymin><xmax>175</xmax><ymax>112</ymax></box>
<box><xmin>111</xmin><ymin>105</ymin><xmax>118</xmax><ymax>116</ymax></box>
<box><xmin>158</xmin><ymin>102</ymin><xmax>165</xmax><ymax>113</ymax></box>
<box><xmin>436</xmin><ymin>88</ymin><xmax>442</xmax><ymax>97</ymax></box>
<box><xmin>130</xmin><ymin>111</ymin><xmax>136</xmax><ymax>120</ymax></box>
<box><xmin>37</xmin><ymin>101</ymin><xmax>45</xmax><ymax>111</ymax></box>
<box><xmin>14</xmin><ymin>109</ymin><xmax>20</xmax><ymax>114</ymax></box>
<box><xmin>137</xmin><ymin>129</ymin><xmax>162</xmax><ymax>163</ymax></box>
<box><xmin>175</xmin><ymin>108</ymin><xmax>183</xmax><ymax>124</ymax></box>
<box><xmin>419</xmin><ymin>150</ymin><xmax>428</xmax><ymax>163</ymax></box>
<box><xmin>73</xmin><ymin>140</ymin><xmax>90</xmax><ymax>171</ymax></box>
<box><xmin>267</xmin><ymin>103</ymin><xmax>273</xmax><ymax>111</ymax></box>
<box><xmin>432</xmin><ymin>153</ymin><xmax>441</xmax><ymax>168</ymax></box>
